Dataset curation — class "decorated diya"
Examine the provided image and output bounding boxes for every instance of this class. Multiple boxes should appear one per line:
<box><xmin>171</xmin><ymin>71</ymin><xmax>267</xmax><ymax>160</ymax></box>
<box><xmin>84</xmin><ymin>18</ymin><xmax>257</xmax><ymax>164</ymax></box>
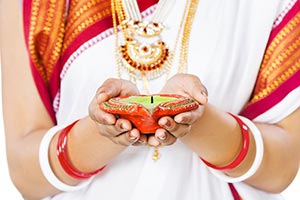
<box><xmin>100</xmin><ymin>94</ymin><xmax>199</xmax><ymax>134</ymax></box>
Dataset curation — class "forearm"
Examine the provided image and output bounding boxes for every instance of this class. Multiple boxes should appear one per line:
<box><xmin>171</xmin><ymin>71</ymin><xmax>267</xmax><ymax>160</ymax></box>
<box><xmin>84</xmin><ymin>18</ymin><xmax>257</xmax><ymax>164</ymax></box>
<box><xmin>6</xmin><ymin>117</ymin><xmax>125</xmax><ymax>199</ymax></box>
<box><xmin>181</xmin><ymin>104</ymin><xmax>300</xmax><ymax>192</ymax></box>
<box><xmin>7</xmin><ymin>128</ymin><xmax>56</xmax><ymax>200</ymax></box>
<box><xmin>244</xmin><ymin>122</ymin><xmax>299</xmax><ymax>192</ymax></box>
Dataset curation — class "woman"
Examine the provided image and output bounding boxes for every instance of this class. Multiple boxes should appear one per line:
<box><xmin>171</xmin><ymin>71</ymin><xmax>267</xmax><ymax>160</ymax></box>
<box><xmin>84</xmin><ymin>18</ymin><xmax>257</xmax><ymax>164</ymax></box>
<box><xmin>1</xmin><ymin>0</ymin><xmax>300</xmax><ymax>199</ymax></box>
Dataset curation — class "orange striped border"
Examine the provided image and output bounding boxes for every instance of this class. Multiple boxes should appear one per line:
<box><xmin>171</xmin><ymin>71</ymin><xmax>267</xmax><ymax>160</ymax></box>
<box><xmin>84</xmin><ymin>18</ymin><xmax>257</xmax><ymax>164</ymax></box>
<box><xmin>241</xmin><ymin>2</ymin><xmax>300</xmax><ymax>119</ymax></box>
<box><xmin>25</xmin><ymin>0</ymin><xmax>66</xmax><ymax>83</ymax></box>
<box><xmin>24</xmin><ymin>0</ymin><xmax>66</xmax><ymax>122</ymax></box>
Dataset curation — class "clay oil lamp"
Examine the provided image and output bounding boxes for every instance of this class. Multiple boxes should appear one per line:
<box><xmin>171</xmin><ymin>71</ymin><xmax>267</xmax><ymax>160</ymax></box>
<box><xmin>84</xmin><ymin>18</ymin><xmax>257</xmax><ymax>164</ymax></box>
<box><xmin>100</xmin><ymin>94</ymin><xmax>199</xmax><ymax>134</ymax></box>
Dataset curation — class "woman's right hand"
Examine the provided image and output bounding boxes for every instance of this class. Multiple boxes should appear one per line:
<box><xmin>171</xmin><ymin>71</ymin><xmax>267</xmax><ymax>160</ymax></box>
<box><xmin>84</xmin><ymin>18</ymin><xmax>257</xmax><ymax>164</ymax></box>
<box><xmin>89</xmin><ymin>78</ymin><xmax>147</xmax><ymax>146</ymax></box>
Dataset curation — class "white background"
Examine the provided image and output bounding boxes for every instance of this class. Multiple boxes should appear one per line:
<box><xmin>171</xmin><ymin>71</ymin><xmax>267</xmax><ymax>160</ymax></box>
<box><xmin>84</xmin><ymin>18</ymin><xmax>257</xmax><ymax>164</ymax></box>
<box><xmin>0</xmin><ymin>63</ymin><xmax>299</xmax><ymax>199</ymax></box>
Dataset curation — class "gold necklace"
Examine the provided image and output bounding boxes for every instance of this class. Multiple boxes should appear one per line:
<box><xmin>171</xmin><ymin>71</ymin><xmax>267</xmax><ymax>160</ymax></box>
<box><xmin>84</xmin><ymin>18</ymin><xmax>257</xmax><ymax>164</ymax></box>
<box><xmin>111</xmin><ymin>0</ymin><xmax>199</xmax><ymax>160</ymax></box>
<box><xmin>114</xmin><ymin>0</ymin><xmax>173</xmax><ymax>83</ymax></box>
<box><xmin>112</xmin><ymin>0</ymin><xmax>199</xmax><ymax>94</ymax></box>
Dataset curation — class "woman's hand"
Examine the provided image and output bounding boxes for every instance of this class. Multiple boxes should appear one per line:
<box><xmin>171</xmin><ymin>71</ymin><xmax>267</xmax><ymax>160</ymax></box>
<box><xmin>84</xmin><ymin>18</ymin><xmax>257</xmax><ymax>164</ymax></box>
<box><xmin>160</xmin><ymin>73</ymin><xmax>208</xmax><ymax>103</ymax></box>
<box><xmin>89</xmin><ymin>78</ymin><xmax>147</xmax><ymax>146</ymax></box>
<box><xmin>148</xmin><ymin>73</ymin><xmax>208</xmax><ymax>146</ymax></box>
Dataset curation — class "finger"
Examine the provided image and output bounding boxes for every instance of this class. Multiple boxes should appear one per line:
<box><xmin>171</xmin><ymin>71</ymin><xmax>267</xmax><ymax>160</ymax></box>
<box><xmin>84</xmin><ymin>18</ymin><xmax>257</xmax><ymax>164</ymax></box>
<box><xmin>174</xmin><ymin>106</ymin><xmax>204</xmax><ymax>125</ymax></box>
<box><xmin>166</xmin><ymin>74</ymin><xmax>208</xmax><ymax>105</ymax></box>
<box><xmin>195</xmin><ymin>87</ymin><xmax>208</xmax><ymax>105</ymax></box>
<box><xmin>115</xmin><ymin>118</ymin><xmax>132</xmax><ymax>132</ymax></box>
<box><xmin>96</xmin><ymin>123</ymin><xmax>119</xmax><ymax>138</ymax></box>
<box><xmin>155</xmin><ymin>129</ymin><xmax>177</xmax><ymax>146</ymax></box>
<box><xmin>89</xmin><ymin>95</ymin><xmax>116</xmax><ymax>125</ymax></box>
<box><xmin>113</xmin><ymin>129</ymin><xmax>140</xmax><ymax>146</ymax></box>
<box><xmin>182</xmin><ymin>75</ymin><xmax>208</xmax><ymax>105</ymax></box>
<box><xmin>118</xmin><ymin>79</ymin><xmax>140</xmax><ymax>96</ymax></box>
<box><xmin>132</xmin><ymin>134</ymin><xmax>147</xmax><ymax>146</ymax></box>
<box><xmin>96</xmin><ymin>78</ymin><xmax>140</xmax><ymax>99</ymax></box>
<box><xmin>97</xmin><ymin>118</ymin><xmax>132</xmax><ymax>137</ymax></box>
<box><xmin>159</xmin><ymin>116</ymin><xmax>191</xmax><ymax>138</ymax></box>
<box><xmin>158</xmin><ymin>116</ymin><xmax>179</xmax><ymax>132</ymax></box>
<box><xmin>147</xmin><ymin>135</ymin><xmax>161</xmax><ymax>147</ymax></box>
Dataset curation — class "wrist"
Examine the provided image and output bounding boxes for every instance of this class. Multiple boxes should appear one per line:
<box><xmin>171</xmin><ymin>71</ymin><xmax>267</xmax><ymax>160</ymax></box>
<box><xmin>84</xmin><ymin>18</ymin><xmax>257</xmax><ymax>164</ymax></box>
<box><xmin>48</xmin><ymin>117</ymin><xmax>125</xmax><ymax>184</ymax></box>
<box><xmin>65</xmin><ymin>117</ymin><xmax>125</xmax><ymax>172</ymax></box>
<box><xmin>207</xmin><ymin>116</ymin><xmax>263</xmax><ymax>182</ymax></box>
<box><xmin>56</xmin><ymin>120</ymin><xmax>106</xmax><ymax>179</ymax></box>
<box><xmin>201</xmin><ymin>113</ymin><xmax>250</xmax><ymax>170</ymax></box>
<box><xmin>180</xmin><ymin>104</ymin><xmax>244</xmax><ymax>167</ymax></box>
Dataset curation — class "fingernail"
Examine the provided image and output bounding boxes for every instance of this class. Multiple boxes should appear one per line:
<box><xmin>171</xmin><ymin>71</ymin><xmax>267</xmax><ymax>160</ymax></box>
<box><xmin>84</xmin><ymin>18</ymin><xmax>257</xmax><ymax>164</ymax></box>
<box><xmin>163</xmin><ymin>119</ymin><xmax>171</xmax><ymax>128</ymax></box>
<box><xmin>120</xmin><ymin>122</ymin><xmax>124</xmax><ymax>130</ymax></box>
<box><xmin>200</xmin><ymin>90</ymin><xmax>207</xmax><ymax>97</ymax></box>
<box><xmin>157</xmin><ymin>132</ymin><xmax>167</xmax><ymax>141</ymax></box>
<box><xmin>129</xmin><ymin>131</ymin><xmax>138</xmax><ymax>141</ymax></box>
<box><xmin>138</xmin><ymin>140</ymin><xmax>146</xmax><ymax>144</ymax></box>
<box><xmin>148</xmin><ymin>136</ymin><xmax>160</xmax><ymax>146</ymax></box>
<box><xmin>120</xmin><ymin>122</ymin><xmax>130</xmax><ymax>130</ymax></box>
<box><xmin>175</xmin><ymin>116</ymin><xmax>183</xmax><ymax>123</ymax></box>
<box><xmin>200</xmin><ymin>90</ymin><xmax>208</xmax><ymax>104</ymax></box>
<box><xmin>130</xmin><ymin>136</ymin><xmax>138</xmax><ymax>142</ymax></box>
<box><xmin>150</xmin><ymin>139</ymin><xmax>160</xmax><ymax>147</ymax></box>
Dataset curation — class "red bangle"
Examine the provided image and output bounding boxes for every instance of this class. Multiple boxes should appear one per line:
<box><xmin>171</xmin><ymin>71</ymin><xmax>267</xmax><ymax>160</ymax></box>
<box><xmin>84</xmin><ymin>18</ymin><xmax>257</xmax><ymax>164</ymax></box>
<box><xmin>201</xmin><ymin>113</ymin><xmax>250</xmax><ymax>171</ymax></box>
<box><xmin>57</xmin><ymin>120</ymin><xmax>105</xmax><ymax>179</ymax></box>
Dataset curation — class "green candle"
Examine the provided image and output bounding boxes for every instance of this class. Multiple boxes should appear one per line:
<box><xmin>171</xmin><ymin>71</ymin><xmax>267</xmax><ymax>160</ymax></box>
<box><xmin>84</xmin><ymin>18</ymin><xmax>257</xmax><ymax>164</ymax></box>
<box><xmin>118</xmin><ymin>95</ymin><xmax>177</xmax><ymax>111</ymax></box>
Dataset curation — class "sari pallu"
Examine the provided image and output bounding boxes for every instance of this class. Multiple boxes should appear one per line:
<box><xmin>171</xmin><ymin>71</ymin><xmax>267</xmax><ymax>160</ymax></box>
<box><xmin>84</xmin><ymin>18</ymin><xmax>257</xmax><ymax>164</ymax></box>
<box><xmin>23</xmin><ymin>0</ymin><xmax>300</xmax><ymax>199</ymax></box>
<box><xmin>23</xmin><ymin>0</ymin><xmax>158</xmax><ymax>123</ymax></box>
<box><xmin>241</xmin><ymin>0</ymin><xmax>300</xmax><ymax>121</ymax></box>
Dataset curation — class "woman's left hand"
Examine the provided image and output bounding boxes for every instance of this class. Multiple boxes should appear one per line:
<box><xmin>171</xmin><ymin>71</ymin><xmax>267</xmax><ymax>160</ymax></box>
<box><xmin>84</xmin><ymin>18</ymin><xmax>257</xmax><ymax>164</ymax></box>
<box><xmin>148</xmin><ymin>73</ymin><xmax>208</xmax><ymax>146</ymax></box>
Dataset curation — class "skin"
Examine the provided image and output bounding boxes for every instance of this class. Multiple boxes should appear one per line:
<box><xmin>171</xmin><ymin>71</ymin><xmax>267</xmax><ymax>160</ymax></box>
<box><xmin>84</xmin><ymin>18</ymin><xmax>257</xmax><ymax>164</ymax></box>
<box><xmin>1</xmin><ymin>0</ymin><xmax>300</xmax><ymax>199</ymax></box>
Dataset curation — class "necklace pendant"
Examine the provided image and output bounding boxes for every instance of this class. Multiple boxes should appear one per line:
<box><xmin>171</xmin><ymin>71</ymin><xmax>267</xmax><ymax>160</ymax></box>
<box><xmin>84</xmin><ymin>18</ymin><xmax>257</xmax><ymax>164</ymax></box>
<box><xmin>152</xmin><ymin>146</ymin><xmax>160</xmax><ymax>161</ymax></box>
<box><xmin>118</xmin><ymin>18</ymin><xmax>170</xmax><ymax>81</ymax></box>
<box><xmin>119</xmin><ymin>39</ymin><xmax>170</xmax><ymax>80</ymax></box>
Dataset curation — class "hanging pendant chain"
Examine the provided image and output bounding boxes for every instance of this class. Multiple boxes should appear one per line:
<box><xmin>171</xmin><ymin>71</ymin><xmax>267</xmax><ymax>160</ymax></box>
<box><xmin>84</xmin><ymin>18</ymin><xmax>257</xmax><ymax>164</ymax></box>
<box><xmin>111</xmin><ymin>0</ymin><xmax>199</xmax><ymax>93</ymax></box>
<box><xmin>178</xmin><ymin>0</ymin><xmax>199</xmax><ymax>73</ymax></box>
<box><xmin>123</xmin><ymin>0</ymin><xmax>173</xmax><ymax>23</ymax></box>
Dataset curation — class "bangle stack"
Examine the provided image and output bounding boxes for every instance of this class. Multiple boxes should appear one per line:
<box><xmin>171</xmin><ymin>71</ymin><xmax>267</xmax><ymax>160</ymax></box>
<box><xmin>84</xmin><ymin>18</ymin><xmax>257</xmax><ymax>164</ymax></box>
<box><xmin>39</xmin><ymin>125</ymin><xmax>91</xmax><ymax>192</ymax></box>
<box><xmin>39</xmin><ymin>120</ymin><xmax>105</xmax><ymax>191</ymax></box>
<box><xmin>56</xmin><ymin>120</ymin><xmax>105</xmax><ymax>179</ymax></box>
<box><xmin>201</xmin><ymin>113</ymin><xmax>264</xmax><ymax>183</ymax></box>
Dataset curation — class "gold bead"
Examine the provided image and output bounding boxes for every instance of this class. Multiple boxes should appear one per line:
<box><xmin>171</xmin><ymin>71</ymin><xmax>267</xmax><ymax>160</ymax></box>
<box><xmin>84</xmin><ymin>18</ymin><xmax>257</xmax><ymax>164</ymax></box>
<box><xmin>152</xmin><ymin>155</ymin><xmax>159</xmax><ymax>161</ymax></box>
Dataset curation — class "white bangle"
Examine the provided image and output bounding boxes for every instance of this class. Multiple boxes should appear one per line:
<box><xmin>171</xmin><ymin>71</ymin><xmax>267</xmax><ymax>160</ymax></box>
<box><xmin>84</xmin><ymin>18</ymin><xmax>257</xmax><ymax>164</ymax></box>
<box><xmin>208</xmin><ymin>116</ymin><xmax>264</xmax><ymax>183</ymax></box>
<box><xmin>39</xmin><ymin>125</ymin><xmax>91</xmax><ymax>191</ymax></box>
